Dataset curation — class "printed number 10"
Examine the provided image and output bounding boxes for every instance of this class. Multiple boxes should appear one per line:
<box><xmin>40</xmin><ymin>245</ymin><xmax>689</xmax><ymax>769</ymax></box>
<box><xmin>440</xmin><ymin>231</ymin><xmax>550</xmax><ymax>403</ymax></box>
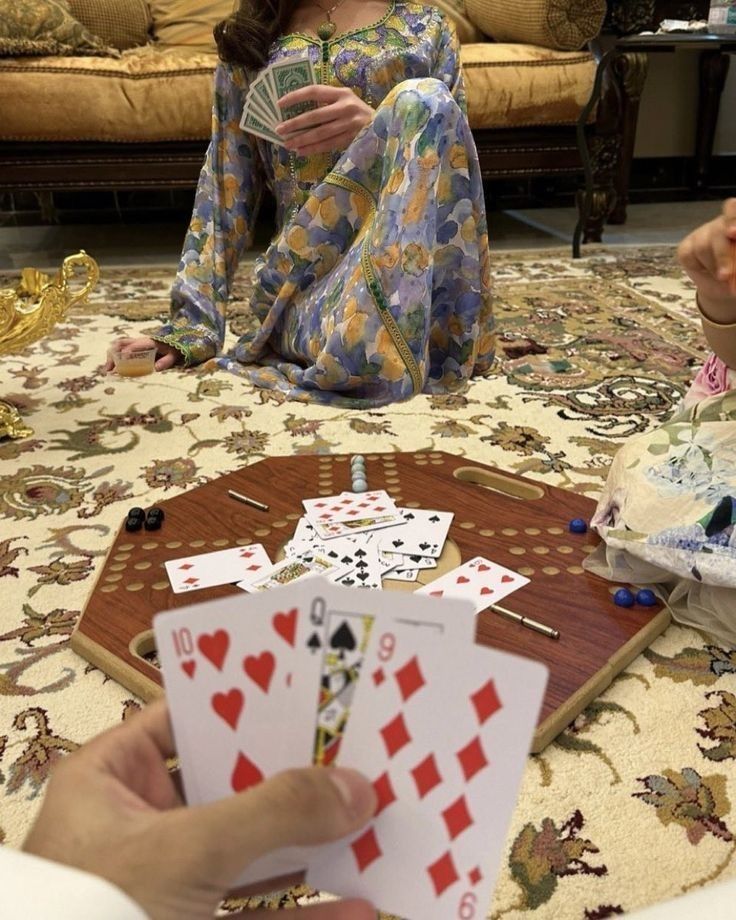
<box><xmin>172</xmin><ymin>627</ymin><xmax>194</xmax><ymax>657</ymax></box>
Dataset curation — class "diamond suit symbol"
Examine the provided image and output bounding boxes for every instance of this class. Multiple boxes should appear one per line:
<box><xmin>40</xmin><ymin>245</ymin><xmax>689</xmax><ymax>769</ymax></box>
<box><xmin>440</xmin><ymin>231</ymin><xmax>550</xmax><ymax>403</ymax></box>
<box><xmin>372</xmin><ymin>772</ymin><xmax>397</xmax><ymax>816</ymax></box>
<box><xmin>394</xmin><ymin>655</ymin><xmax>425</xmax><ymax>702</ymax></box>
<box><xmin>372</xmin><ymin>667</ymin><xmax>386</xmax><ymax>686</ymax></box>
<box><xmin>456</xmin><ymin>735</ymin><xmax>488</xmax><ymax>782</ymax></box>
<box><xmin>427</xmin><ymin>851</ymin><xmax>459</xmax><ymax>896</ymax></box>
<box><xmin>411</xmin><ymin>754</ymin><xmax>442</xmax><ymax>798</ymax></box>
<box><xmin>351</xmin><ymin>827</ymin><xmax>382</xmax><ymax>873</ymax></box>
<box><xmin>178</xmin><ymin>563</ymin><xmax>194</xmax><ymax>570</ymax></box>
<box><xmin>380</xmin><ymin>713</ymin><xmax>412</xmax><ymax>758</ymax></box>
<box><xmin>442</xmin><ymin>795</ymin><xmax>473</xmax><ymax>840</ymax></box>
<box><xmin>468</xmin><ymin>866</ymin><xmax>483</xmax><ymax>886</ymax></box>
<box><xmin>471</xmin><ymin>678</ymin><xmax>502</xmax><ymax>724</ymax></box>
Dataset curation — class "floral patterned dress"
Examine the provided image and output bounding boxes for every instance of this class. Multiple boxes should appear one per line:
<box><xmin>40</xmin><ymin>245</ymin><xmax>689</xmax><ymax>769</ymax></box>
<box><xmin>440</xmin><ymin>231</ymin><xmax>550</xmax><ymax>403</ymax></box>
<box><xmin>150</xmin><ymin>1</ymin><xmax>495</xmax><ymax>407</ymax></box>
<box><xmin>587</xmin><ymin>354</ymin><xmax>736</xmax><ymax>647</ymax></box>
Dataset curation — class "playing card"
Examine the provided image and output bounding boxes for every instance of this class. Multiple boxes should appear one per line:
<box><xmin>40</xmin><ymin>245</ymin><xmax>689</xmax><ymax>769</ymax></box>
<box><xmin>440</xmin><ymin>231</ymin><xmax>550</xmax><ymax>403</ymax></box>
<box><xmin>268</xmin><ymin>52</ymin><xmax>317</xmax><ymax>121</ymax></box>
<box><xmin>306</xmin><ymin>623</ymin><xmax>548</xmax><ymax>920</ymax></box>
<box><xmin>383</xmin><ymin>566</ymin><xmax>421</xmax><ymax>583</ymax></box>
<box><xmin>303</xmin><ymin>490</ymin><xmax>398</xmax><ymax>525</ymax></box>
<box><xmin>293</xmin><ymin>583</ymin><xmax>475</xmax><ymax>766</ymax></box>
<box><xmin>314</xmin><ymin>513</ymin><xmax>405</xmax><ymax>541</ymax></box>
<box><xmin>164</xmin><ymin>544</ymin><xmax>272</xmax><ymax>594</ymax></box>
<box><xmin>237</xmin><ymin>550</ymin><xmax>351</xmax><ymax>592</ymax></box>
<box><xmin>415</xmin><ymin>556</ymin><xmax>530</xmax><ymax>613</ymax></box>
<box><xmin>153</xmin><ymin>583</ymin><xmax>326</xmax><ymax>885</ymax></box>
<box><xmin>384</xmin><ymin>553</ymin><xmax>438</xmax><ymax>572</ymax></box>
<box><xmin>240</xmin><ymin>106</ymin><xmax>284</xmax><ymax>146</ymax></box>
<box><xmin>378</xmin><ymin>509</ymin><xmax>453</xmax><ymax>559</ymax></box>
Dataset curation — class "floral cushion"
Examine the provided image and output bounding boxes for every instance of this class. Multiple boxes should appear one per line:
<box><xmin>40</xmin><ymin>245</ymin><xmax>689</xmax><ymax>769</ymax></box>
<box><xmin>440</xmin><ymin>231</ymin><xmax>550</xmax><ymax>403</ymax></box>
<box><xmin>0</xmin><ymin>0</ymin><xmax>116</xmax><ymax>57</ymax></box>
<box><xmin>67</xmin><ymin>0</ymin><xmax>151</xmax><ymax>51</ymax></box>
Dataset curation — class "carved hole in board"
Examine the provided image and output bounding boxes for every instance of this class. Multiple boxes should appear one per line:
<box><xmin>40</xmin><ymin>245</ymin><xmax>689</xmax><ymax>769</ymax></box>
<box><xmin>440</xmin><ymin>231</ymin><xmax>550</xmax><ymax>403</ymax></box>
<box><xmin>130</xmin><ymin>630</ymin><xmax>160</xmax><ymax>670</ymax></box>
<box><xmin>453</xmin><ymin>467</ymin><xmax>545</xmax><ymax>501</ymax></box>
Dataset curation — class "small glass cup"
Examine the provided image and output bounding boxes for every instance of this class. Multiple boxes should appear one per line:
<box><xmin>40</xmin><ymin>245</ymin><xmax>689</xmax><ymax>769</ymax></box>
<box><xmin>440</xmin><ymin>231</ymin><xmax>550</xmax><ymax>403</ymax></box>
<box><xmin>108</xmin><ymin>346</ymin><xmax>157</xmax><ymax>377</ymax></box>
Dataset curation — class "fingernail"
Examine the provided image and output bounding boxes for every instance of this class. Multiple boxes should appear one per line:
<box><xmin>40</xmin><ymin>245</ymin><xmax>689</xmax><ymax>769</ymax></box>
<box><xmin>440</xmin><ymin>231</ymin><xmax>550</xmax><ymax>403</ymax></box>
<box><xmin>328</xmin><ymin>768</ymin><xmax>376</xmax><ymax>820</ymax></box>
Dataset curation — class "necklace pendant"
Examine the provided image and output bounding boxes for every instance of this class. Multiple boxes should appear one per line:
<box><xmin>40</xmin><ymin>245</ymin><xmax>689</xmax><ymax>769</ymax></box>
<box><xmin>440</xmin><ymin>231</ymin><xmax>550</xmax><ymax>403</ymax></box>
<box><xmin>317</xmin><ymin>20</ymin><xmax>336</xmax><ymax>40</ymax></box>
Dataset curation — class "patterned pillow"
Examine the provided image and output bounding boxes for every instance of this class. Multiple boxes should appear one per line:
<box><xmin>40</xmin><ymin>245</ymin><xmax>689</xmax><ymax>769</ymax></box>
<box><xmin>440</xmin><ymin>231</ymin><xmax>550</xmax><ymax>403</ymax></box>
<box><xmin>0</xmin><ymin>0</ymin><xmax>116</xmax><ymax>57</ymax></box>
<box><xmin>465</xmin><ymin>0</ymin><xmax>606</xmax><ymax>50</ymax></box>
<box><xmin>148</xmin><ymin>0</ymin><xmax>233</xmax><ymax>48</ymax></box>
<box><xmin>431</xmin><ymin>0</ymin><xmax>484</xmax><ymax>43</ymax></box>
<box><xmin>67</xmin><ymin>0</ymin><xmax>151</xmax><ymax>50</ymax></box>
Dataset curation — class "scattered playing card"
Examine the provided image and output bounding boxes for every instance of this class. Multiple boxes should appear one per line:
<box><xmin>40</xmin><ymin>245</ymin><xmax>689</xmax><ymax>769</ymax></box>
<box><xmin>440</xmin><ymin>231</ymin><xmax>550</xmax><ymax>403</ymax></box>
<box><xmin>379</xmin><ymin>509</ymin><xmax>453</xmax><ymax>559</ymax></box>
<box><xmin>238</xmin><ymin>551</ymin><xmax>351</xmax><ymax>593</ymax></box>
<box><xmin>303</xmin><ymin>490</ymin><xmax>398</xmax><ymax>525</ymax></box>
<box><xmin>416</xmin><ymin>556</ymin><xmax>530</xmax><ymax>612</ymax></box>
<box><xmin>306</xmin><ymin>621</ymin><xmax>548</xmax><ymax>920</ymax></box>
<box><xmin>165</xmin><ymin>544</ymin><xmax>272</xmax><ymax>594</ymax></box>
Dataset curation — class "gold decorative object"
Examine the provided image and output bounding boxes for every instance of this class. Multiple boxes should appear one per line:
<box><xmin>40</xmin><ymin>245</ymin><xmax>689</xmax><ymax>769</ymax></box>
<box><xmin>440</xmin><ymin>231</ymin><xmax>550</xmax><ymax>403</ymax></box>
<box><xmin>1</xmin><ymin>251</ymin><xmax>100</xmax><ymax>440</ymax></box>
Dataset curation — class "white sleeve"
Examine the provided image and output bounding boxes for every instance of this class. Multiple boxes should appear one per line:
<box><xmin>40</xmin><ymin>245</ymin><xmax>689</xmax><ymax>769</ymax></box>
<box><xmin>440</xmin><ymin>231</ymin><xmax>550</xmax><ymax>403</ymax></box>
<box><xmin>0</xmin><ymin>847</ymin><xmax>148</xmax><ymax>919</ymax></box>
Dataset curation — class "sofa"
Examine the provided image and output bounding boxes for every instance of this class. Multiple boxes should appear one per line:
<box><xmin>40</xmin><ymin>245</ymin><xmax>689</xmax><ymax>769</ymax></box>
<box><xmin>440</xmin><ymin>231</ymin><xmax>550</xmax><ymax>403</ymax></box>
<box><xmin>0</xmin><ymin>0</ymin><xmax>647</xmax><ymax>245</ymax></box>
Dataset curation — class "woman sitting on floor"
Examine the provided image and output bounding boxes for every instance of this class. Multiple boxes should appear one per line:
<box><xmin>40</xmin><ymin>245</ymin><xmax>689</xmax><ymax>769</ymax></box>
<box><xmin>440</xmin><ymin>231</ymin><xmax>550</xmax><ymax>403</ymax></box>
<box><xmin>105</xmin><ymin>0</ymin><xmax>495</xmax><ymax>407</ymax></box>
<box><xmin>588</xmin><ymin>199</ymin><xmax>736</xmax><ymax>646</ymax></box>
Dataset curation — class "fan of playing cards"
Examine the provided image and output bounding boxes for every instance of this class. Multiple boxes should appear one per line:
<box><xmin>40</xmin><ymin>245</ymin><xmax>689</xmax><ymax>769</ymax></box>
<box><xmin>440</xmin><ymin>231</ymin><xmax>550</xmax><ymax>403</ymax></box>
<box><xmin>155</xmin><ymin>580</ymin><xmax>547</xmax><ymax>920</ymax></box>
<box><xmin>240</xmin><ymin>52</ymin><xmax>317</xmax><ymax>147</ymax></box>
<box><xmin>155</xmin><ymin>488</ymin><xmax>547</xmax><ymax>919</ymax></box>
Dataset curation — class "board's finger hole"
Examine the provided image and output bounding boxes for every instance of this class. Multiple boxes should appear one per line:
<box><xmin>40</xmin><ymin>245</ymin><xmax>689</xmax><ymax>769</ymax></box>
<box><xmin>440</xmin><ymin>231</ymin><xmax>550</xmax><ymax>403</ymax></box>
<box><xmin>130</xmin><ymin>629</ymin><xmax>159</xmax><ymax>669</ymax></box>
<box><xmin>453</xmin><ymin>466</ymin><xmax>545</xmax><ymax>501</ymax></box>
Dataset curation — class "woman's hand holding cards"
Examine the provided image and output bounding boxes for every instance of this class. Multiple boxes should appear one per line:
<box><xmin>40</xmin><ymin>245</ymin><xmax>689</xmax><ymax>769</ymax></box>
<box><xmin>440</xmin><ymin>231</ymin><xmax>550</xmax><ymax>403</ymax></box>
<box><xmin>276</xmin><ymin>85</ymin><xmax>374</xmax><ymax>156</ymax></box>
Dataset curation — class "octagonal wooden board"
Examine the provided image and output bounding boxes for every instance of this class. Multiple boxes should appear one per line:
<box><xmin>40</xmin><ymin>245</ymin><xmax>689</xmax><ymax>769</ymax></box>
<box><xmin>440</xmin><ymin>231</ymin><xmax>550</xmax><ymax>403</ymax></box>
<box><xmin>71</xmin><ymin>451</ymin><xmax>670</xmax><ymax>752</ymax></box>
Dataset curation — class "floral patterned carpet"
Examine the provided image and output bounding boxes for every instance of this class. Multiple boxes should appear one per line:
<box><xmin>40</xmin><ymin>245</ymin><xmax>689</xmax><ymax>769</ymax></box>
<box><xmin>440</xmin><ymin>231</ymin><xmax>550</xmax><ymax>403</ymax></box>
<box><xmin>2</xmin><ymin>245</ymin><xmax>735</xmax><ymax>918</ymax></box>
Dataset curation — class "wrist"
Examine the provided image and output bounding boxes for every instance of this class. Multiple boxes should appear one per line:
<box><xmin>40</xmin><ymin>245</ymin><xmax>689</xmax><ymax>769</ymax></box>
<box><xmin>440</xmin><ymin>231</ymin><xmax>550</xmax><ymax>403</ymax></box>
<box><xmin>696</xmin><ymin>293</ymin><xmax>736</xmax><ymax>326</ymax></box>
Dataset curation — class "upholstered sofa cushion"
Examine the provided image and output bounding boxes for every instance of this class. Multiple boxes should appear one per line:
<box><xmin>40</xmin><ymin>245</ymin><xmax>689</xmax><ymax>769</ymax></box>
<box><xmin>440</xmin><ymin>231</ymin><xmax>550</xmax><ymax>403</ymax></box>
<box><xmin>0</xmin><ymin>46</ymin><xmax>216</xmax><ymax>141</ymax></box>
<box><xmin>461</xmin><ymin>42</ymin><xmax>597</xmax><ymax>129</ymax></box>
<box><xmin>67</xmin><ymin>0</ymin><xmax>151</xmax><ymax>50</ymax></box>
<box><xmin>148</xmin><ymin>0</ymin><xmax>232</xmax><ymax>49</ymax></box>
<box><xmin>0</xmin><ymin>0</ymin><xmax>115</xmax><ymax>58</ymax></box>
<box><xmin>432</xmin><ymin>0</ymin><xmax>483</xmax><ymax>43</ymax></box>
<box><xmin>465</xmin><ymin>0</ymin><xmax>606</xmax><ymax>51</ymax></box>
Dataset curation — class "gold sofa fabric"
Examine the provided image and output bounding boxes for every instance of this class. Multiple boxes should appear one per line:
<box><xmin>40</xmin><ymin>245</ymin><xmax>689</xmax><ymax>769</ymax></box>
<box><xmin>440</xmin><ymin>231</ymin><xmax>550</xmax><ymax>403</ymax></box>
<box><xmin>148</xmin><ymin>0</ymin><xmax>232</xmax><ymax>49</ymax></box>
<box><xmin>67</xmin><ymin>0</ymin><xmax>152</xmax><ymax>51</ymax></box>
<box><xmin>465</xmin><ymin>0</ymin><xmax>606</xmax><ymax>52</ymax></box>
<box><xmin>461</xmin><ymin>42</ymin><xmax>597</xmax><ymax>130</ymax></box>
<box><xmin>0</xmin><ymin>45</ymin><xmax>216</xmax><ymax>142</ymax></box>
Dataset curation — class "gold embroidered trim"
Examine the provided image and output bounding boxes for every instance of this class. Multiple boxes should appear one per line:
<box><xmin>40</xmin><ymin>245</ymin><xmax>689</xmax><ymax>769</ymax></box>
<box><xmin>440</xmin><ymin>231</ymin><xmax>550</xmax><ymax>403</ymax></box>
<box><xmin>324</xmin><ymin>173</ymin><xmax>422</xmax><ymax>395</ymax></box>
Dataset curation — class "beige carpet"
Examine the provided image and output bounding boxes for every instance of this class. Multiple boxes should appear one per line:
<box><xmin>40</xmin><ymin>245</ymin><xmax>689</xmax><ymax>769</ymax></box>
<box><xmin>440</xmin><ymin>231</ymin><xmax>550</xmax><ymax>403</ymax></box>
<box><xmin>2</xmin><ymin>245</ymin><xmax>735</xmax><ymax>918</ymax></box>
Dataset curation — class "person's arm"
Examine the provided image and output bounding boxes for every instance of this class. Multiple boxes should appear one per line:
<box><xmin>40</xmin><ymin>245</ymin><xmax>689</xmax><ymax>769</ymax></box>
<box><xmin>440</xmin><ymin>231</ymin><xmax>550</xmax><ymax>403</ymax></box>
<box><xmin>431</xmin><ymin>11</ymin><xmax>467</xmax><ymax>115</ymax></box>
<box><xmin>678</xmin><ymin>198</ymin><xmax>736</xmax><ymax>368</ymax></box>
<box><xmin>0</xmin><ymin>848</ymin><xmax>146</xmax><ymax>919</ymax></box>
<box><xmin>151</xmin><ymin>63</ymin><xmax>265</xmax><ymax>367</ymax></box>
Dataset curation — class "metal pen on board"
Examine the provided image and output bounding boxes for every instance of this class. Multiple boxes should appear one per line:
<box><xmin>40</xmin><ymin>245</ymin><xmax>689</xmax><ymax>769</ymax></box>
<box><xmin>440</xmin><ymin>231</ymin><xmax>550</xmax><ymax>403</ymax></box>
<box><xmin>228</xmin><ymin>489</ymin><xmax>269</xmax><ymax>512</ymax></box>
<box><xmin>491</xmin><ymin>603</ymin><xmax>560</xmax><ymax>640</ymax></box>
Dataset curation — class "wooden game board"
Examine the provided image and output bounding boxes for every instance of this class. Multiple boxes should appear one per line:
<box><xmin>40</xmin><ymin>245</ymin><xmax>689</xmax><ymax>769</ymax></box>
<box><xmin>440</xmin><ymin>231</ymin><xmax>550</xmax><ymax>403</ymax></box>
<box><xmin>71</xmin><ymin>452</ymin><xmax>670</xmax><ymax>753</ymax></box>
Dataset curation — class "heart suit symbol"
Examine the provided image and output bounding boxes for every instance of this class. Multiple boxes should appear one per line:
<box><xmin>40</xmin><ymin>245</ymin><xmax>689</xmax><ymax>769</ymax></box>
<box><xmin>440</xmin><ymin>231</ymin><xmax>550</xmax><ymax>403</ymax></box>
<box><xmin>181</xmin><ymin>660</ymin><xmax>196</xmax><ymax>679</ymax></box>
<box><xmin>244</xmin><ymin>651</ymin><xmax>275</xmax><ymax>693</ymax></box>
<box><xmin>501</xmin><ymin>575</ymin><xmax>514</xmax><ymax>584</ymax></box>
<box><xmin>231</xmin><ymin>752</ymin><xmax>264</xmax><ymax>792</ymax></box>
<box><xmin>212</xmin><ymin>688</ymin><xmax>243</xmax><ymax>730</ymax></box>
<box><xmin>198</xmin><ymin>630</ymin><xmax>229</xmax><ymax>671</ymax></box>
<box><xmin>273</xmin><ymin>608</ymin><xmax>298</xmax><ymax>647</ymax></box>
<box><xmin>457</xmin><ymin>576</ymin><xmax>470</xmax><ymax>584</ymax></box>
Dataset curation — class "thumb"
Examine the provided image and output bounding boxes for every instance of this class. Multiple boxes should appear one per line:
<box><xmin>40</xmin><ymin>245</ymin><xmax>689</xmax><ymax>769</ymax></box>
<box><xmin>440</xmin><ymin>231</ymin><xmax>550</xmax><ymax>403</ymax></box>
<box><xmin>182</xmin><ymin>767</ymin><xmax>376</xmax><ymax>885</ymax></box>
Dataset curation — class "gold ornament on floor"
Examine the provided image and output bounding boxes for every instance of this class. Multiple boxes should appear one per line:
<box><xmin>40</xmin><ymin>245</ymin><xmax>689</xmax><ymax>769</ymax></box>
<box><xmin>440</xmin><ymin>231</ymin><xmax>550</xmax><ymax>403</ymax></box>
<box><xmin>1</xmin><ymin>251</ymin><xmax>100</xmax><ymax>440</ymax></box>
<box><xmin>315</xmin><ymin>0</ymin><xmax>348</xmax><ymax>40</ymax></box>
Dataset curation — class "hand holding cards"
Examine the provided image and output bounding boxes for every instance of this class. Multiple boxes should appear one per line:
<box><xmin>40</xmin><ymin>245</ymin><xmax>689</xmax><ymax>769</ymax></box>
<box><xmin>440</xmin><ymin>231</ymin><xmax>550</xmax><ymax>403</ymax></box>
<box><xmin>154</xmin><ymin>578</ymin><xmax>547</xmax><ymax>917</ymax></box>
<box><xmin>241</xmin><ymin>53</ymin><xmax>317</xmax><ymax>146</ymax></box>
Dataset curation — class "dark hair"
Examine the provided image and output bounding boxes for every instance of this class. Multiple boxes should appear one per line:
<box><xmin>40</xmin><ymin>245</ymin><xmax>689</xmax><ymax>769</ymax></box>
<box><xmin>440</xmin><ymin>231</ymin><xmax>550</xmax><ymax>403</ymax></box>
<box><xmin>215</xmin><ymin>0</ymin><xmax>295</xmax><ymax>71</ymax></box>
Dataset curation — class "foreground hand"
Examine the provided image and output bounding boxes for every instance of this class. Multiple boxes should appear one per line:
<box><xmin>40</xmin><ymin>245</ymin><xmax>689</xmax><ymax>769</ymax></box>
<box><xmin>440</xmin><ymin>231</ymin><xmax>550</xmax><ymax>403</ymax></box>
<box><xmin>22</xmin><ymin>700</ymin><xmax>377</xmax><ymax>920</ymax></box>
<box><xmin>103</xmin><ymin>336</ymin><xmax>182</xmax><ymax>373</ymax></box>
<box><xmin>678</xmin><ymin>198</ymin><xmax>736</xmax><ymax>323</ymax></box>
<box><xmin>276</xmin><ymin>85</ymin><xmax>373</xmax><ymax>156</ymax></box>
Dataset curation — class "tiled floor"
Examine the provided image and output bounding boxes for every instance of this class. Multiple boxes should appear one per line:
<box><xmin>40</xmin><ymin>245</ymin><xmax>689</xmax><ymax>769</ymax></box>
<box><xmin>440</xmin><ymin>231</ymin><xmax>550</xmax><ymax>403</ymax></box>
<box><xmin>0</xmin><ymin>200</ymin><xmax>724</xmax><ymax>272</ymax></box>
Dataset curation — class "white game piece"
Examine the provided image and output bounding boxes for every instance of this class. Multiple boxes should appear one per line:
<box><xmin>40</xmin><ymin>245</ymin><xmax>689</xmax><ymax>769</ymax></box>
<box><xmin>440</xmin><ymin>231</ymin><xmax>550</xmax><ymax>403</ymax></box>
<box><xmin>352</xmin><ymin>478</ymin><xmax>367</xmax><ymax>492</ymax></box>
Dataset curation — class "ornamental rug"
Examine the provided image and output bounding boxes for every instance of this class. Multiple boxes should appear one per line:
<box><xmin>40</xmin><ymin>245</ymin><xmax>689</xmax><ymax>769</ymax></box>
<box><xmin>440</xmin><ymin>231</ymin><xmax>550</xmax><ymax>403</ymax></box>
<box><xmin>1</xmin><ymin>245</ymin><xmax>735</xmax><ymax>919</ymax></box>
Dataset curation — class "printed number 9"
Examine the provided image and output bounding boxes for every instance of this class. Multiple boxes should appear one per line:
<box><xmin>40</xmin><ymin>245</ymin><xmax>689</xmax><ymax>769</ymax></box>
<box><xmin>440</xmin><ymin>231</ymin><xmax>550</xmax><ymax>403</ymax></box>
<box><xmin>378</xmin><ymin>632</ymin><xmax>396</xmax><ymax>662</ymax></box>
<box><xmin>458</xmin><ymin>892</ymin><xmax>476</xmax><ymax>919</ymax></box>
<box><xmin>172</xmin><ymin>627</ymin><xmax>194</xmax><ymax>657</ymax></box>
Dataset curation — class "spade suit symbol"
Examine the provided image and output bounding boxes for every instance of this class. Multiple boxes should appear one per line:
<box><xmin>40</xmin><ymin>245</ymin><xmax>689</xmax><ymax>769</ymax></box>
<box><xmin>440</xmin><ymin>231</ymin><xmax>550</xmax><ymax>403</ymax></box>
<box><xmin>330</xmin><ymin>621</ymin><xmax>357</xmax><ymax>652</ymax></box>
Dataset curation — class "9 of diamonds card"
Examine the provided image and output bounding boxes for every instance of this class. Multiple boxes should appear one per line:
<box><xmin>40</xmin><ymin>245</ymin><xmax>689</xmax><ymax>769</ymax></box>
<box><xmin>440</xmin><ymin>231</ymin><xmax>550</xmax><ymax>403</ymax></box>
<box><xmin>306</xmin><ymin>621</ymin><xmax>547</xmax><ymax>920</ymax></box>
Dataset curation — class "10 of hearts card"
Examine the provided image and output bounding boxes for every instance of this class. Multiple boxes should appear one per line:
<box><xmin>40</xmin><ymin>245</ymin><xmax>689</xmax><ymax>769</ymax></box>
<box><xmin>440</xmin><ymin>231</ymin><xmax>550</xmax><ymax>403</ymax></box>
<box><xmin>154</xmin><ymin>578</ymin><xmax>547</xmax><ymax>917</ymax></box>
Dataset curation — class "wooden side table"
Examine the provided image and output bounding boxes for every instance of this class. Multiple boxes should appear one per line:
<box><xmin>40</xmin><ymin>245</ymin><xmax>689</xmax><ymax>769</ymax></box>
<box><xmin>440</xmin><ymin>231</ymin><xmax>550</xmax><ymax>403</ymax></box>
<box><xmin>574</xmin><ymin>32</ymin><xmax>736</xmax><ymax>258</ymax></box>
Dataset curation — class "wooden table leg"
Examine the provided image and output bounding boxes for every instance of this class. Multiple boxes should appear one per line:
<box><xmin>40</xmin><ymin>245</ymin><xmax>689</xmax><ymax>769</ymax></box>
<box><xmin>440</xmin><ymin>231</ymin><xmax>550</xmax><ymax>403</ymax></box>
<box><xmin>695</xmin><ymin>50</ymin><xmax>731</xmax><ymax>190</ymax></box>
